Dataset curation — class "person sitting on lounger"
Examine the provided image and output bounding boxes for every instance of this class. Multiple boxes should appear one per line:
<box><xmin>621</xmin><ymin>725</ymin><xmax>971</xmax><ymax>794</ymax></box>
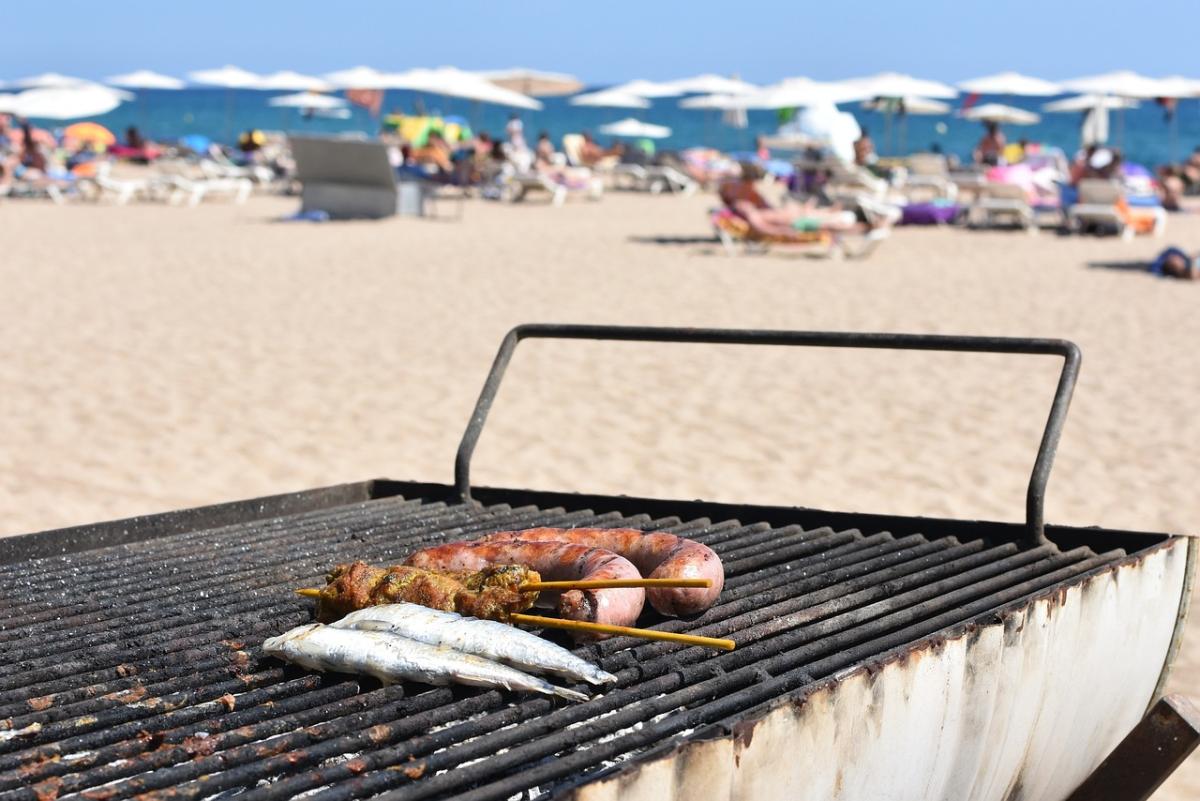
<box><xmin>719</xmin><ymin>162</ymin><xmax>865</xmax><ymax>237</ymax></box>
<box><xmin>534</xmin><ymin>132</ymin><xmax>556</xmax><ymax>168</ymax></box>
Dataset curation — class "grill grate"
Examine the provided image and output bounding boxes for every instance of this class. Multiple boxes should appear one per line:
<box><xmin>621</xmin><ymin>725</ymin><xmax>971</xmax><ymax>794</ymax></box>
<box><xmin>0</xmin><ymin>491</ymin><xmax>1125</xmax><ymax>801</ymax></box>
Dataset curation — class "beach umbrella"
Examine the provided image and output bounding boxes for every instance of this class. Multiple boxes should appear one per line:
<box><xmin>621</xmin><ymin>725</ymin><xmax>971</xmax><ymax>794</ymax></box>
<box><xmin>665</xmin><ymin>74</ymin><xmax>757</xmax><ymax>95</ymax></box>
<box><xmin>476</xmin><ymin>68</ymin><xmax>583</xmax><ymax>96</ymax></box>
<box><xmin>861</xmin><ymin>96</ymin><xmax>950</xmax><ymax>115</ymax></box>
<box><xmin>10</xmin><ymin>85</ymin><xmax>128</xmax><ymax>119</ymax></box>
<box><xmin>839</xmin><ymin>72</ymin><xmax>958</xmax><ymax>100</ymax></box>
<box><xmin>268</xmin><ymin>92</ymin><xmax>348</xmax><ymax>109</ymax></box>
<box><xmin>62</xmin><ymin>121</ymin><xmax>117</xmax><ymax>146</ymax></box>
<box><xmin>255</xmin><ymin>71</ymin><xmax>332</xmax><ymax>92</ymax></box>
<box><xmin>960</xmin><ymin>103</ymin><xmax>1040</xmax><ymax>125</ymax></box>
<box><xmin>1042</xmin><ymin>94</ymin><xmax>1139</xmax><ymax>112</ymax></box>
<box><xmin>105</xmin><ymin>70</ymin><xmax>185</xmax><ymax>90</ymax></box>
<box><xmin>606</xmin><ymin>79</ymin><xmax>683</xmax><ymax>98</ymax></box>
<box><xmin>384</xmin><ymin>67</ymin><xmax>542</xmax><ymax>110</ymax></box>
<box><xmin>569</xmin><ymin>89</ymin><xmax>650</xmax><ymax>109</ymax></box>
<box><xmin>322</xmin><ymin>65</ymin><xmax>393</xmax><ymax>89</ymax></box>
<box><xmin>597</xmin><ymin>117</ymin><xmax>671</xmax><ymax>138</ymax></box>
<box><xmin>1158</xmin><ymin>75</ymin><xmax>1200</xmax><ymax>98</ymax></box>
<box><xmin>957</xmin><ymin>72</ymin><xmax>1062</xmax><ymax>96</ymax></box>
<box><xmin>187</xmin><ymin>65</ymin><xmax>263</xmax><ymax>88</ymax></box>
<box><xmin>741</xmin><ymin>77</ymin><xmax>870</xmax><ymax>109</ymax></box>
<box><xmin>9</xmin><ymin>72</ymin><xmax>91</xmax><ymax>89</ymax></box>
<box><xmin>1060</xmin><ymin>71</ymin><xmax>1173</xmax><ymax>99</ymax></box>
<box><xmin>679</xmin><ymin>93</ymin><xmax>752</xmax><ymax>110</ymax></box>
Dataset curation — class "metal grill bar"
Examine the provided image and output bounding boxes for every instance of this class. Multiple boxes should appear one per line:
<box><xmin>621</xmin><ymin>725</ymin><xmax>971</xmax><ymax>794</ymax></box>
<box><xmin>0</xmin><ymin>493</ymin><xmax>1131</xmax><ymax>801</ymax></box>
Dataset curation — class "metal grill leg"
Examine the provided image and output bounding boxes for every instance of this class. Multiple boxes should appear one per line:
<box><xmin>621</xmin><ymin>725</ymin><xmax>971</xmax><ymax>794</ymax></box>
<box><xmin>1065</xmin><ymin>694</ymin><xmax>1200</xmax><ymax>801</ymax></box>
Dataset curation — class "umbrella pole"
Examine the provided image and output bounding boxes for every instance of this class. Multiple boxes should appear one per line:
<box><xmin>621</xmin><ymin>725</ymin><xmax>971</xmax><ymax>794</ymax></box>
<box><xmin>224</xmin><ymin>89</ymin><xmax>234</xmax><ymax>145</ymax></box>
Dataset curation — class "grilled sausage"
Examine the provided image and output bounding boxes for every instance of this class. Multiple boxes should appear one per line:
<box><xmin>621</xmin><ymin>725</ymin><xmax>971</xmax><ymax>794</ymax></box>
<box><xmin>480</xmin><ymin>528</ymin><xmax>723</xmax><ymax>617</ymax></box>
<box><xmin>404</xmin><ymin>541</ymin><xmax>645</xmax><ymax>631</ymax></box>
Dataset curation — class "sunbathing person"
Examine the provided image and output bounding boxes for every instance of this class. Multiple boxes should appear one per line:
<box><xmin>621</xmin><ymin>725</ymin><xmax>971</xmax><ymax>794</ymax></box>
<box><xmin>719</xmin><ymin>163</ymin><xmax>865</xmax><ymax>237</ymax></box>
<box><xmin>1149</xmin><ymin>247</ymin><xmax>1199</xmax><ymax>280</ymax></box>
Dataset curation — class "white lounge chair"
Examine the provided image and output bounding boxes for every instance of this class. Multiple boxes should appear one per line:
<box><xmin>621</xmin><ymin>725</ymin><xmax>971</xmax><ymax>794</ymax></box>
<box><xmin>902</xmin><ymin>153</ymin><xmax>957</xmax><ymax>202</ymax></box>
<box><xmin>969</xmin><ymin>183</ymin><xmax>1036</xmax><ymax>232</ymax></box>
<box><xmin>1068</xmin><ymin>179</ymin><xmax>1166</xmax><ymax>241</ymax></box>
<box><xmin>82</xmin><ymin>161</ymin><xmax>156</xmax><ymax>206</ymax></box>
<box><xmin>612</xmin><ymin>163</ymin><xmax>697</xmax><ymax>195</ymax></box>
<box><xmin>156</xmin><ymin>161</ymin><xmax>252</xmax><ymax>207</ymax></box>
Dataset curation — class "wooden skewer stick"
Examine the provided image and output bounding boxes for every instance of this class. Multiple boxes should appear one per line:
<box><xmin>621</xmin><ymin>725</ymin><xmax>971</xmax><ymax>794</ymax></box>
<box><xmin>510</xmin><ymin>613</ymin><xmax>735</xmax><ymax>651</ymax></box>
<box><xmin>296</xmin><ymin>588</ymin><xmax>322</xmax><ymax>598</ymax></box>
<box><xmin>517</xmin><ymin>578</ymin><xmax>711</xmax><ymax>592</ymax></box>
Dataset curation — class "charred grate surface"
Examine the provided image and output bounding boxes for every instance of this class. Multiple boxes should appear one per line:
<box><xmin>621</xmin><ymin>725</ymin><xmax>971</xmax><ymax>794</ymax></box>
<box><xmin>0</xmin><ymin>493</ymin><xmax>1125</xmax><ymax>801</ymax></box>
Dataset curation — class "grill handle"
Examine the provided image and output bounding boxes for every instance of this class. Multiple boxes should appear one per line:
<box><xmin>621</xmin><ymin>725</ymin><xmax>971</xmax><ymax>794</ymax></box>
<box><xmin>455</xmin><ymin>324</ymin><xmax>1082</xmax><ymax>545</ymax></box>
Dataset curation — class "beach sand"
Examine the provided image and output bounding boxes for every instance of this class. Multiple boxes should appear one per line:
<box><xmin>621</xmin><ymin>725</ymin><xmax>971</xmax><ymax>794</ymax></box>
<box><xmin>1</xmin><ymin>190</ymin><xmax>1197</xmax><ymax>796</ymax></box>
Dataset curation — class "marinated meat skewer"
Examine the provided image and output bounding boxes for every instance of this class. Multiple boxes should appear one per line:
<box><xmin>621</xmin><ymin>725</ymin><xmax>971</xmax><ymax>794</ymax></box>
<box><xmin>263</xmin><ymin>623</ymin><xmax>589</xmax><ymax>702</ymax></box>
<box><xmin>311</xmin><ymin>561</ymin><xmax>540</xmax><ymax>623</ymax></box>
<box><xmin>333</xmin><ymin>603</ymin><xmax>618</xmax><ymax>685</ymax></box>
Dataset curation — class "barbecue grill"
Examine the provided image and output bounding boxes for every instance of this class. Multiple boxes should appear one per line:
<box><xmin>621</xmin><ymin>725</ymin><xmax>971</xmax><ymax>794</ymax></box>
<box><xmin>1</xmin><ymin>325</ymin><xmax>1195</xmax><ymax>801</ymax></box>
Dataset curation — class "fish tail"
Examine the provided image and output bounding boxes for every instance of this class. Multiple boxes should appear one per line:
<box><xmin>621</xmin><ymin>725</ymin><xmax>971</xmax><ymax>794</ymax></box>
<box><xmin>587</xmin><ymin>670</ymin><xmax>619</xmax><ymax>685</ymax></box>
<box><xmin>552</xmin><ymin>685</ymin><xmax>590</xmax><ymax>703</ymax></box>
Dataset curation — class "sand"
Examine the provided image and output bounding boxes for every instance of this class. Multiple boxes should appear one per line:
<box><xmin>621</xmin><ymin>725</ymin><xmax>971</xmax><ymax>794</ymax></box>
<box><xmin>1</xmin><ymin>189</ymin><xmax>1197</xmax><ymax>796</ymax></box>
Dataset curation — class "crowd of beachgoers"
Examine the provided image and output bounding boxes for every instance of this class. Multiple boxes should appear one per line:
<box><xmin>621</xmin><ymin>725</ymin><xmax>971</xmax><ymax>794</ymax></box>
<box><xmin>3</xmin><ymin>106</ymin><xmax>1200</xmax><ymax>279</ymax></box>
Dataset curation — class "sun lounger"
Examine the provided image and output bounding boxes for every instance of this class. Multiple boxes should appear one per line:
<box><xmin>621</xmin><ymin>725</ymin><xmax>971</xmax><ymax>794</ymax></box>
<box><xmin>969</xmin><ymin>182</ymin><xmax>1036</xmax><ymax>232</ymax></box>
<box><xmin>902</xmin><ymin>153</ymin><xmax>957</xmax><ymax>202</ymax></box>
<box><xmin>1068</xmin><ymin>179</ymin><xmax>1166</xmax><ymax>240</ymax></box>
<box><xmin>612</xmin><ymin>163</ymin><xmax>697</xmax><ymax>195</ymax></box>
<box><xmin>81</xmin><ymin>161</ymin><xmax>156</xmax><ymax>206</ymax></box>
<box><xmin>710</xmin><ymin>208</ymin><xmax>890</xmax><ymax>260</ymax></box>
<box><xmin>290</xmin><ymin>135</ymin><xmax>439</xmax><ymax>220</ymax></box>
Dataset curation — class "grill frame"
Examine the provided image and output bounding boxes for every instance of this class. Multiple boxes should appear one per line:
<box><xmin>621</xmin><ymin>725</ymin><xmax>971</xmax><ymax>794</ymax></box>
<box><xmin>0</xmin><ymin>481</ymin><xmax>1191</xmax><ymax>801</ymax></box>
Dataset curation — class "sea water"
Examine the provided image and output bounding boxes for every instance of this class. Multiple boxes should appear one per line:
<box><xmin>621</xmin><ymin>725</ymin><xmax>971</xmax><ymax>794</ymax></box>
<box><xmin>52</xmin><ymin>88</ymin><xmax>1200</xmax><ymax>168</ymax></box>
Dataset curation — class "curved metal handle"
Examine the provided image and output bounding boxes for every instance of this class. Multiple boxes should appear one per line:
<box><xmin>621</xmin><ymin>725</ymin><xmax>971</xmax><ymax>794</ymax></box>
<box><xmin>455</xmin><ymin>324</ymin><xmax>1082</xmax><ymax>545</ymax></box>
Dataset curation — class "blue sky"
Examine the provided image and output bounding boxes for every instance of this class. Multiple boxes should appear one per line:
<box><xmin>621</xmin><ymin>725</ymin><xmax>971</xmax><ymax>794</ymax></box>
<box><xmin>2</xmin><ymin>1</ymin><xmax>1193</xmax><ymax>86</ymax></box>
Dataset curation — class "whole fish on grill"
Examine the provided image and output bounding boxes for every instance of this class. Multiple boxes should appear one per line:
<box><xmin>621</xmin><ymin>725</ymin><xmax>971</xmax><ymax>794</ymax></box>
<box><xmin>332</xmin><ymin>603</ymin><xmax>617</xmax><ymax>686</ymax></box>
<box><xmin>312</xmin><ymin>561</ymin><xmax>541</xmax><ymax>623</ymax></box>
<box><xmin>263</xmin><ymin>623</ymin><xmax>589</xmax><ymax>702</ymax></box>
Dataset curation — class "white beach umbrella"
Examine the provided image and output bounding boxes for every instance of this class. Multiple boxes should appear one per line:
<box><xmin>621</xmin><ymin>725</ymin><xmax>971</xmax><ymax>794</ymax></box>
<box><xmin>268</xmin><ymin>92</ymin><xmax>348</xmax><ymax>109</ymax></box>
<box><xmin>569</xmin><ymin>89</ymin><xmax>651</xmax><ymax>109</ymax></box>
<box><xmin>1060</xmin><ymin>71</ymin><xmax>1171</xmax><ymax>99</ymax></box>
<box><xmin>960</xmin><ymin>103</ymin><xmax>1040</xmax><ymax>125</ymax></box>
<box><xmin>476</xmin><ymin>68</ymin><xmax>582</xmax><ymax>96</ymax></box>
<box><xmin>383</xmin><ymin>67</ymin><xmax>541</xmax><ymax>109</ymax></box>
<box><xmin>665</xmin><ymin>74</ymin><xmax>757</xmax><ymax>95</ymax></box>
<box><xmin>597</xmin><ymin>117</ymin><xmax>671</xmax><ymax>138</ymax></box>
<box><xmin>607</xmin><ymin>79</ymin><xmax>683</xmax><ymax>98</ymax></box>
<box><xmin>957</xmin><ymin>72</ymin><xmax>1062</xmax><ymax>96</ymax></box>
<box><xmin>679</xmin><ymin>93</ymin><xmax>752</xmax><ymax>110</ymax></box>
<box><xmin>105</xmin><ymin>70</ymin><xmax>185</xmax><ymax>90</ymax></box>
<box><xmin>1156</xmin><ymin>75</ymin><xmax>1200</xmax><ymax>98</ymax></box>
<box><xmin>9</xmin><ymin>72</ymin><xmax>91</xmax><ymax>89</ymax></box>
<box><xmin>1042</xmin><ymin>94</ymin><xmax>1139</xmax><ymax>112</ymax></box>
<box><xmin>187</xmin><ymin>65</ymin><xmax>263</xmax><ymax>88</ymax></box>
<box><xmin>322</xmin><ymin>66</ymin><xmax>393</xmax><ymax>90</ymax></box>
<box><xmin>10</xmin><ymin>85</ymin><xmax>128</xmax><ymax>119</ymax></box>
<box><xmin>255</xmin><ymin>71</ymin><xmax>332</xmax><ymax>92</ymax></box>
<box><xmin>740</xmin><ymin>77</ymin><xmax>869</xmax><ymax>109</ymax></box>
<box><xmin>861</xmin><ymin>95</ymin><xmax>951</xmax><ymax>115</ymax></box>
<box><xmin>839</xmin><ymin>72</ymin><xmax>958</xmax><ymax>100</ymax></box>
